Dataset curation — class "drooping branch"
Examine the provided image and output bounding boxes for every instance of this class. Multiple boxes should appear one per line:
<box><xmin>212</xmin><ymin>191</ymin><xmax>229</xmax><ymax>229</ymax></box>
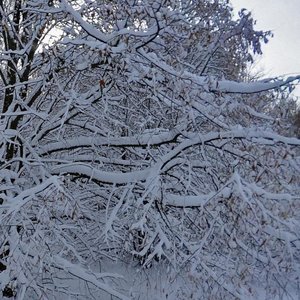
<box><xmin>138</xmin><ymin>49</ymin><xmax>300</xmax><ymax>94</ymax></box>
<box><xmin>50</xmin><ymin>129</ymin><xmax>300</xmax><ymax>184</ymax></box>
<box><xmin>39</xmin><ymin>127</ymin><xmax>182</xmax><ymax>155</ymax></box>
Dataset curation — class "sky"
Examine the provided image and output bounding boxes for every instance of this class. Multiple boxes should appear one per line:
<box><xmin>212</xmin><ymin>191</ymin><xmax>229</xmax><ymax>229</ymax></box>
<box><xmin>230</xmin><ymin>0</ymin><xmax>300</xmax><ymax>98</ymax></box>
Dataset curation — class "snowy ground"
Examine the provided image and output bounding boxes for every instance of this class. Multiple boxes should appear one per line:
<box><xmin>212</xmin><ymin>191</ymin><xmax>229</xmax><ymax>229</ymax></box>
<box><xmin>20</xmin><ymin>257</ymin><xmax>300</xmax><ymax>300</ymax></box>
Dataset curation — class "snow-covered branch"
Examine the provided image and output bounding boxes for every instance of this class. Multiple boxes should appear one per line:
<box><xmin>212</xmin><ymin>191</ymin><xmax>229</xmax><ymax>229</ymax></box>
<box><xmin>1</xmin><ymin>0</ymin><xmax>300</xmax><ymax>298</ymax></box>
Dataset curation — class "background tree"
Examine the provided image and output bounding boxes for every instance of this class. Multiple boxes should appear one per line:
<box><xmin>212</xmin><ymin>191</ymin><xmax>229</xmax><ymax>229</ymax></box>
<box><xmin>0</xmin><ymin>0</ymin><xmax>300</xmax><ymax>299</ymax></box>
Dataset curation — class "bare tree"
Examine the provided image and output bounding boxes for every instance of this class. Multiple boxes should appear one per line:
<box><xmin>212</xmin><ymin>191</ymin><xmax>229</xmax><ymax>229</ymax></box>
<box><xmin>0</xmin><ymin>0</ymin><xmax>300</xmax><ymax>299</ymax></box>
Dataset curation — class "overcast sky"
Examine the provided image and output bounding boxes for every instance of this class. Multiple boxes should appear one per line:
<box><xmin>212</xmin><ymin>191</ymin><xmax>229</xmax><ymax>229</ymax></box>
<box><xmin>230</xmin><ymin>0</ymin><xmax>300</xmax><ymax>98</ymax></box>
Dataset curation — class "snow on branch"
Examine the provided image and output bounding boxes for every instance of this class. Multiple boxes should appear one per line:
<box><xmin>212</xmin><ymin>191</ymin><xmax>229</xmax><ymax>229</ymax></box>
<box><xmin>60</xmin><ymin>0</ymin><xmax>109</xmax><ymax>44</ymax></box>
<box><xmin>53</xmin><ymin>256</ymin><xmax>130</xmax><ymax>300</ymax></box>
<box><xmin>0</xmin><ymin>176</ymin><xmax>63</xmax><ymax>218</ymax></box>
<box><xmin>39</xmin><ymin>127</ymin><xmax>182</xmax><ymax>155</ymax></box>
<box><xmin>50</xmin><ymin>129</ymin><xmax>299</xmax><ymax>185</ymax></box>
<box><xmin>139</xmin><ymin>49</ymin><xmax>300</xmax><ymax>94</ymax></box>
<box><xmin>43</xmin><ymin>128</ymin><xmax>300</xmax><ymax>157</ymax></box>
<box><xmin>1</xmin><ymin>0</ymin><xmax>300</xmax><ymax>298</ymax></box>
<box><xmin>51</xmin><ymin>163</ymin><xmax>153</xmax><ymax>184</ymax></box>
<box><xmin>164</xmin><ymin>187</ymin><xmax>231</xmax><ymax>207</ymax></box>
<box><xmin>213</xmin><ymin>75</ymin><xmax>300</xmax><ymax>94</ymax></box>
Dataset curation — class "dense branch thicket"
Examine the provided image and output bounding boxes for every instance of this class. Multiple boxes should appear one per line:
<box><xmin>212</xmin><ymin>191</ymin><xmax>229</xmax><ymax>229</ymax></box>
<box><xmin>0</xmin><ymin>0</ymin><xmax>300</xmax><ymax>299</ymax></box>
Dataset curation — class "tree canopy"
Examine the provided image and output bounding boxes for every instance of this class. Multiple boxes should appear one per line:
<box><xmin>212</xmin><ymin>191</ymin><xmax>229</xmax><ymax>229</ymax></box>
<box><xmin>0</xmin><ymin>0</ymin><xmax>299</xmax><ymax>299</ymax></box>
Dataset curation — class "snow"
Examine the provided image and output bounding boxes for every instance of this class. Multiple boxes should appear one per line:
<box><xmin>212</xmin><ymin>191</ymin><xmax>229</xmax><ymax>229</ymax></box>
<box><xmin>39</xmin><ymin>127</ymin><xmax>182</xmax><ymax>155</ymax></box>
<box><xmin>164</xmin><ymin>187</ymin><xmax>231</xmax><ymax>207</ymax></box>
<box><xmin>1</xmin><ymin>0</ymin><xmax>300</xmax><ymax>299</ymax></box>
<box><xmin>53</xmin><ymin>256</ymin><xmax>130</xmax><ymax>300</ymax></box>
